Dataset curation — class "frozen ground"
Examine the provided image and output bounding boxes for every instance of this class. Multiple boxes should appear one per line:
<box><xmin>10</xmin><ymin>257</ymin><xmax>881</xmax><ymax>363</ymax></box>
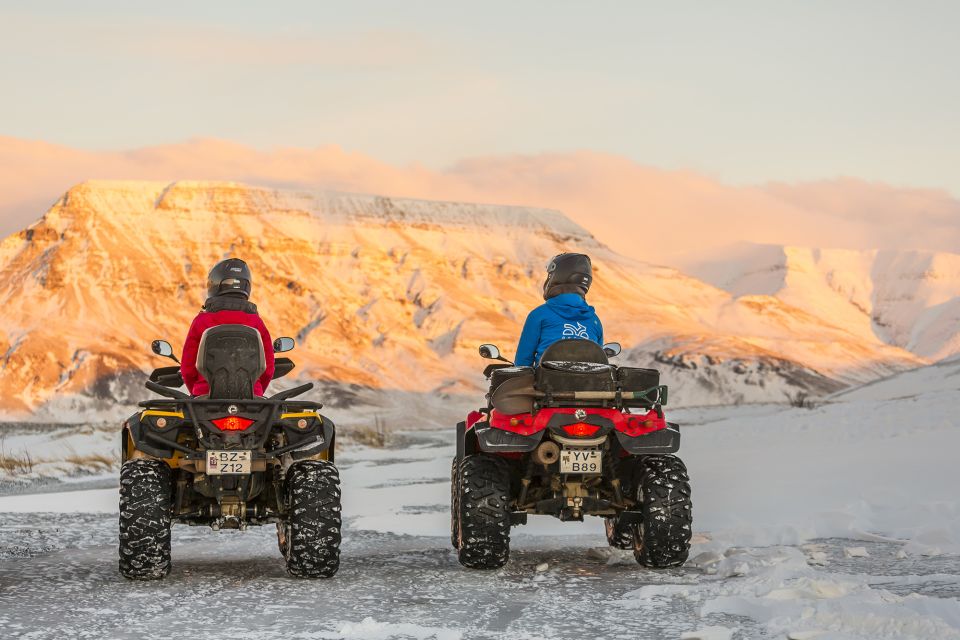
<box><xmin>1</xmin><ymin>381</ymin><xmax>959</xmax><ymax>639</ymax></box>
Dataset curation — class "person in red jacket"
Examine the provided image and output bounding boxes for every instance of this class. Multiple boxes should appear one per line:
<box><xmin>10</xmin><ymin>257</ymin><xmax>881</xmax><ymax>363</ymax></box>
<box><xmin>181</xmin><ymin>258</ymin><xmax>275</xmax><ymax>397</ymax></box>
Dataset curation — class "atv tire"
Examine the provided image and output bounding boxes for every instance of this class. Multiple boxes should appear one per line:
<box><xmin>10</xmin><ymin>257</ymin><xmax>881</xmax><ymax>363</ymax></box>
<box><xmin>604</xmin><ymin>516</ymin><xmax>636</xmax><ymax>550</ymax></box>
<box><xmin>283</xmin><ymin>460</ymin><xmax>341</xmax><ymax>578</ymax></box>
<box><xmin>456</xmin><ymin>454</ymin><xmax>512</xmax><ymax>570</ymax></box>
<box><xmin>119</xmin><ymin>459</ymin><xmax>173</xmax><ymax>580</ymax></box>
<box><xmin>633</xmin><ymin>455</ymin><xmax>692</xmax><ymax>568</ymax></box>
<box><xmin>450</xmin><ymin>457</ymin><xmax>461</xmax><ymax>549</ymax></box>
<box><xmin>276</xmin><ymin>522</ymin><xmax>288</xmax><ymax>556</ymax></box>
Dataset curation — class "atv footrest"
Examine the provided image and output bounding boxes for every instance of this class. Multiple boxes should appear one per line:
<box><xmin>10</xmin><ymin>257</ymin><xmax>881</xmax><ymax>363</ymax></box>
<box><xmin>510</xmin><ymin>511</ymin><xmax>528</xmax><ymax>526</ymax></box>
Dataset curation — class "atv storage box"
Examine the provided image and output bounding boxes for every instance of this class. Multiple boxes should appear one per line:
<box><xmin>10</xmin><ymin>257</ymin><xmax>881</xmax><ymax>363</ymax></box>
<box><xmin>617</xmin><ymin>367</ymin><xmax>661</xmax><ymax>407</ymax></box>
<box><xmin>536</xmin><ymin>361</ymin><xmax>616</xmax><ymax>407</ymax></box>
<box><xmin>489</xmin><ymin>366</ymin><xmax>534</xmax><ymax>394</ymax></box>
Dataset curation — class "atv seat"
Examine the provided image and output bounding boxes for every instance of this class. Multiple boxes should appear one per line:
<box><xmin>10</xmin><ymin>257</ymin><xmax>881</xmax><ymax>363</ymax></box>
<box><xmin>196</xmin><ymin>324</ymin><xmax>266</xmax><ymax>400</ymax></box>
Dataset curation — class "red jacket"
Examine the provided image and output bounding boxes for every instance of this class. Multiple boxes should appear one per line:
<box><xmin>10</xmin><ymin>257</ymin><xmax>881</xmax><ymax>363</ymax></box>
<box><xmin>181</xmin><ymin>306</ymin><xmax>275</xmax><ymax>397</ymax></box>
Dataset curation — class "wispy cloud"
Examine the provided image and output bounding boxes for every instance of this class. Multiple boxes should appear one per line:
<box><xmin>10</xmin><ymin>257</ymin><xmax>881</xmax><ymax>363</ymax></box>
<box><xmin>0</xmin><ymin>12</ymin><xmax>434</xmax><ymax>69</ymax></box>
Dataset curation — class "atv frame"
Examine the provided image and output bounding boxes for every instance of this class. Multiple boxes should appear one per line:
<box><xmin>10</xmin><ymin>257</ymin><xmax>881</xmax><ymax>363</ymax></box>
<box><xmin>451</xmin><ymin>340</ymin><xmax>692</xmax><ymax>570</ymax></box>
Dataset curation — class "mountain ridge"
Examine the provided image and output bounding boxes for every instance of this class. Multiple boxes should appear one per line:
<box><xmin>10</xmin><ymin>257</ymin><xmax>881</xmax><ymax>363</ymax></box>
<box><xmin>0</xmin><ymin>180</ymin><xmax>927</xmax><ymax>420</ymax></box>
<box><xmin>679</xmin><ymin>242</ymin><xmax>960</xmax><ymax>361</ymax></box>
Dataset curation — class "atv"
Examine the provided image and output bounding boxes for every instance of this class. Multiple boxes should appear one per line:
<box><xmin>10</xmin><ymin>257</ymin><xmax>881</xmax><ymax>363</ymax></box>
<box><xmin>451</xmin><ymin>339</ymin><xmax>692</xmax><ymax>569</ymax></box>
<box><xmin>119</xmin><ymin>324</ymin><xmax>341</xmax><ymax>580</ymax></box>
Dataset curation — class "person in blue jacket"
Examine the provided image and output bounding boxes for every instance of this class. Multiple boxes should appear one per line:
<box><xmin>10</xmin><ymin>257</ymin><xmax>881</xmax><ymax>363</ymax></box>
<box><xmin>515</xmin><ymin>253</ymin><xmax>603</xmax><ymax>367</ymax></box>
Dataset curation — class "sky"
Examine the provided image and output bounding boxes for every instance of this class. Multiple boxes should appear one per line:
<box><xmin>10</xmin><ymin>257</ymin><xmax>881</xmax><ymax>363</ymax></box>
<box><xmin>1</xmin><ymin>0</ymin><xmax>959</xmax><ymax>195</ymax></box>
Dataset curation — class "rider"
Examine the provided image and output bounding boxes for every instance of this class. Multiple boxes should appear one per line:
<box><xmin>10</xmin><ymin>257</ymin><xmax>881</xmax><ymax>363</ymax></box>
<box><xmin>181</xmin><ymin>258</ymin><xmax>275</xmax><ymax>396</ymax></box>
<box><xmin>514</xmin><ymin>253</ymin><xmax>603</xmax><ymax>367</ymax></box>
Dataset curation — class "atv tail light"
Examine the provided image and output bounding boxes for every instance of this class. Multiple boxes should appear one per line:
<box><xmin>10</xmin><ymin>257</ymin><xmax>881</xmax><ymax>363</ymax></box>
<box><xmin>620</xmin><ymin>411</ymin><xmax>668</xmax><ymax>437</ymax></box>
<box><xmin>563</xmin><ymin>422</ymin><xmax>601</xmax><ymax>437</ymax></box>
<box><xmin>489</xmin><ymin>410</ymin><xmax>540</xmax><ymax>436</ymax></box>
<box><xmin>211</xmin><ymin>416</ymin><xmax>256</xmax><ymax>431</ymax></box>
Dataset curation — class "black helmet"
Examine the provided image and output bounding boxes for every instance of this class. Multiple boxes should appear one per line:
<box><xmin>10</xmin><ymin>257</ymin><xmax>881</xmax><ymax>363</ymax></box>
<box><xmin>206</xmin><ymin>258</ymin><xmax>252</xmax><ymax>299</ymax></box>
<box><xmin>543</xmin><ymin>253</ymin><xmax>592</xmax><ymax>300</ymax></box>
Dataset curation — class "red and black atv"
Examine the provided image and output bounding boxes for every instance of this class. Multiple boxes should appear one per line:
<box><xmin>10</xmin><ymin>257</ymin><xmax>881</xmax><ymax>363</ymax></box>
<box><xmin>451</xmin><ymin>339</ymin><xmax>692</xmax><ymax>569</ymax></box>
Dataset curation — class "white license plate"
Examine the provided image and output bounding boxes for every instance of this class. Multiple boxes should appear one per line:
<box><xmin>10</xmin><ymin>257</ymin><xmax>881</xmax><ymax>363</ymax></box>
<box><xmin>206</xmin><ymin>450</ymin><xmax>252</xmax><ymax>475</ymax></box>
<box><xmin>560</xmin><ymin>448</ymin><xmax>602</xmax><ymax>474</ymax></box>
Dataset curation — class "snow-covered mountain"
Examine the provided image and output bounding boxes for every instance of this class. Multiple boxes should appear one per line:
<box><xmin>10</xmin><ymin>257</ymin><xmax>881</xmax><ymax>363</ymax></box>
<box><xmin>680</xmin><ymin>243</ymin><xmax>960</xmax><ymax>362</ymax></box>
<box><xmin>0</xmin><ymin>181</ymin><xmax>927</xmax><ymax>419</ymax></box>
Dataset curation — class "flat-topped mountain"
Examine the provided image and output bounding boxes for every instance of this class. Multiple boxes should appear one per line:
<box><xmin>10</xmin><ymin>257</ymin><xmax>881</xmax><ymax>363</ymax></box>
<box><xmin>0</xmin><ymin>181</ymin><xmax>925</xmax><ymax>419</ymax></box>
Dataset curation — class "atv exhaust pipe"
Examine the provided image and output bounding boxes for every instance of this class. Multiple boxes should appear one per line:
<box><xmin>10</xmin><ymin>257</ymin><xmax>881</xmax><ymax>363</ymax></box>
<box><xmin>532</xmin><ymin>441</ymin><xmax>560</xmax><ymax>466</ymax></box>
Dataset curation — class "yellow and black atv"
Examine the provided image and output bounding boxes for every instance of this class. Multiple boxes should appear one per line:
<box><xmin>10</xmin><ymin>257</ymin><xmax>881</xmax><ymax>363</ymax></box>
<box><xmin>120</xmin><ymin>325</ymin><xmax>340</xmax><ymax>580</ymax></box>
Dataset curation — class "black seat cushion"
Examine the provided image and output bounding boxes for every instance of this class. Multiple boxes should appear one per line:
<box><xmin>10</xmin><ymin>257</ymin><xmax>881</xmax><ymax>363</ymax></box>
<box><xmin>196</xmin><ymin>325</ymin><xmax>266</xmax><ymax>400</ymax></box>
<box><xmin>539</xmin><ymin>339</ymin><xmax>609</xmax><ymax>365</ymax></box>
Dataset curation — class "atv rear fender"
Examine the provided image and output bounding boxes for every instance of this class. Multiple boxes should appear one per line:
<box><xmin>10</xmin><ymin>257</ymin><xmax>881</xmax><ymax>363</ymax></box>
<box><xmin>615</xmin><ymin>422</ymin><xmax>681</xmax><ymax>454</ymax></box>
<box><xmin>458</xmin><ymin>418</ymin><xmax>545</xmax><ymax>460</ymax></box>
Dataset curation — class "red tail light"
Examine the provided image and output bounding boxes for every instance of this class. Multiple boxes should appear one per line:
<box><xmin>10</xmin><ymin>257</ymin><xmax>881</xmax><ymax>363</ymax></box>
<box><xmin>211</xmin><ymin>416</ymin><xmax>256</xmax><ymax>431</ymax></box>
<box><xmin>563</xmin><ymin>422</ymin><xmax>601</xmax><ymax>437</ymax></box>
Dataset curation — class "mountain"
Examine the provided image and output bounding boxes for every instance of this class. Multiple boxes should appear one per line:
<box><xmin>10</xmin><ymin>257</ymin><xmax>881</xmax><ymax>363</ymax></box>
<box><xmin>0</xmin><ymin>181</ymin><xmax>926</xmax><ymax>422</ymax></box>
<box><xmin>680</xmin><ymin>243</ymin><xmax>960</xmax><ymax>362</ymax></box>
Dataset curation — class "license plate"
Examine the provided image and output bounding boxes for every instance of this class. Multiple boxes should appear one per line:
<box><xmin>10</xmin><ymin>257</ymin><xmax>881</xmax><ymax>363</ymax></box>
<box><xmin>560</xmin><ymin>448</ymin><xmax>602</xmax><ymax>474</ymax></box>
<box><xmin>206</xmin><ymin>450</ymin><xmax>252</xmax><ymax>475</ymax></box>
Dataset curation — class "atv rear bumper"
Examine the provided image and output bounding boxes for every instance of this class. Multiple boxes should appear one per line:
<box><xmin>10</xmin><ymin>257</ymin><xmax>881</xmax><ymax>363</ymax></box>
<box><xmin>457</xmin><ymin>418</ymin><xmax>680</xmax><ymax>459</ymax></box>
<box><xmin>124</xmin><ymin>410</ymin><xmax>335</xmax><ymax>463</ymax></box>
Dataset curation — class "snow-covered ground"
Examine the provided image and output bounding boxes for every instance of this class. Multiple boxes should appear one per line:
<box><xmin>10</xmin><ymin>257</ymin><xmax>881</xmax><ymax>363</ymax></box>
<box><xmin>1</xmin><ymin>376</ymin><xmax>958</xmax><ymax>639</ymax></box>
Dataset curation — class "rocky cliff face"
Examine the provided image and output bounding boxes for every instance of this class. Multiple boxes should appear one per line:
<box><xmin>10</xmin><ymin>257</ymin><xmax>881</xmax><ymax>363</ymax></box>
<box><xmin>0</xmin><ymin>181</ymin><xmax>924</xmax><ymax>420</ymax></box>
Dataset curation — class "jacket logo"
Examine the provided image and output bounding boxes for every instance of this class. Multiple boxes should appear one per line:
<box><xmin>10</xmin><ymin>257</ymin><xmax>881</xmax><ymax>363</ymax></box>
<box><xmin>562</xmin><ymin>322</ymin><xmax>589</xmax><ymax>339</ymax></box>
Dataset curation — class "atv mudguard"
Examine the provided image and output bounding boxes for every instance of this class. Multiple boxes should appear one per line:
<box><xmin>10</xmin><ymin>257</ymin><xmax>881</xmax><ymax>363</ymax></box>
<box><xmin>615</xmin><ymin>422</ymin><xmax>681</xmax><ymax>454</ymax></box>
<box><xmin>457</xmin><ymin>408</ymin><xmax>544</xmax><ymax>460</ymax></box>
<box><xmin>124</xmin><ymin>412</ymin><xmax>176</xmax><ymax>459</ymax></box>
<box><xmin>460</xmin><ymin>421</ymin><xmax>544</xmax><ymax>458</ymax></box>
<box><xmin>286</xmin><ymin>416</ymin><xmax>336</xmax><ymax>462</ymax></box>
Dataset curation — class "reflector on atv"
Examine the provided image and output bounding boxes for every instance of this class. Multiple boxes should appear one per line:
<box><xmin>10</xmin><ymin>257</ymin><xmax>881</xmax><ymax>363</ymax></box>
<box><xmin>562</xmin><ymin>422</ymin><xmax>600</xmax><ymax>437</ymax></box>
<box><xmin>211</xmin><ymin>416</ymin><xmax>256</xmax><ymax>431</ymax></box>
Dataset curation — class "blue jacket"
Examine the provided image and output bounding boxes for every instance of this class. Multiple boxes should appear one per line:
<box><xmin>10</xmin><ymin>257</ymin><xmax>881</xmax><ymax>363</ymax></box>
<box><xmin>514</xmin><ymin>293</ymin><xmax>604</xmax><ymax>367</ymax></box>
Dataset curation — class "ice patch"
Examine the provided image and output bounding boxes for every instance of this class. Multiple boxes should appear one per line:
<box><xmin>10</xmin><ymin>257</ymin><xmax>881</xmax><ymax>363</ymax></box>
<box><xmin>697</xmin><ymin>547</ymin><xmax>960</xmax><ymax>639</ymax></box>
<box><xmin>680</xmin><ymin>626</ymin><xmax>734</xmax><ymax>640</ymax></box>
<box><xmin>321</xmin><ymin>618</ymin><xmax>462</xmax><ymax>640</ymax></box>
<box><xmin>0</xmin><ymin>487</ymin><xmax>117</xmax><ymax>513</ymax></box>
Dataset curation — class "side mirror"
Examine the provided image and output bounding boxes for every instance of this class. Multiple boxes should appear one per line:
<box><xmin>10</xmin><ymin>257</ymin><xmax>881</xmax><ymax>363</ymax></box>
<box><xmin>273</xmin><ymin>336</ymin><xmax>295</xmax><ymax>353</ymax></box>
<box><xmin>603</xmin><ymin>342</ymin><xmax>622</xmax><ymax>357</ymax></box>
<box><xmin>151</xmin><ymin>340</ymin><xmax>180</xmax><ymax>364</ymax></box>
<box><xmin>479</xmin><ymin>344</ymin><xmax>501</xmax><ymax>360</ymax></box>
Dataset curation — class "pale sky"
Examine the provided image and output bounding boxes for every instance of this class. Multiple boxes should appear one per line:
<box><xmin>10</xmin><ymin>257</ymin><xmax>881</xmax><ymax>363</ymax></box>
<box><xmin>1</xmin><ymin>0</ymin><xmax>958</xmax><ymax>194</ymax></box>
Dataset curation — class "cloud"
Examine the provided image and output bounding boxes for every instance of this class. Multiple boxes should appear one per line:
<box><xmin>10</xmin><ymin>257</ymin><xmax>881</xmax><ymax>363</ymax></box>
<box><xmin>0</xmin><ymin>12</ymin><xmax>433</xmax><ymax>69</ymax></box>
<box><xmin>1</xmin><ymin>136</ymin><xmax>958</xmax><ymax>265</ymax></box>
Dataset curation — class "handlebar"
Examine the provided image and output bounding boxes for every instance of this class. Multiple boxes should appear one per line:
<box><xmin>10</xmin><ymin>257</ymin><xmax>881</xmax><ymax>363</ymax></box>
<box><xmin>268</xmin><ymin>382</ymin><xmax>315</xmax><ymax>401</ymax></box>
<box><xmin>145</xmin><ymin>380</ymin><xmax>191</xmax><ymax>399</ymax></box>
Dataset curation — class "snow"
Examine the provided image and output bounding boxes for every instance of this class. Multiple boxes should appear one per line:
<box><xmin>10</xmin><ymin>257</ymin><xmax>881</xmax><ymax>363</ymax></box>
<box><xmin>323</xmin><ymin>618</ymin><xmax>463</xmax><ymax>640</ymax></box>
<box><xmin>830</xmin><ymin>355</ymin><xmax>960</xmax><ymax>402</ymax></box>
<box><xmin>680</xmin><ymin>627</ymin><xmax>735</xmax><ymax>640</ymax></box>
<box><xmin>1</xmin><ymin>367</ymin><xmax>958</xmax><ymax>638</ymax></box>
<box><xmin>680</xmin><ymin>242</ymin><xmax>960</xmax><ymax>361</ymax></box>
<box><xmin>0</xmin><ymin>487</ymin><xmax>116</xmax><ymax>513</ymax></box>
